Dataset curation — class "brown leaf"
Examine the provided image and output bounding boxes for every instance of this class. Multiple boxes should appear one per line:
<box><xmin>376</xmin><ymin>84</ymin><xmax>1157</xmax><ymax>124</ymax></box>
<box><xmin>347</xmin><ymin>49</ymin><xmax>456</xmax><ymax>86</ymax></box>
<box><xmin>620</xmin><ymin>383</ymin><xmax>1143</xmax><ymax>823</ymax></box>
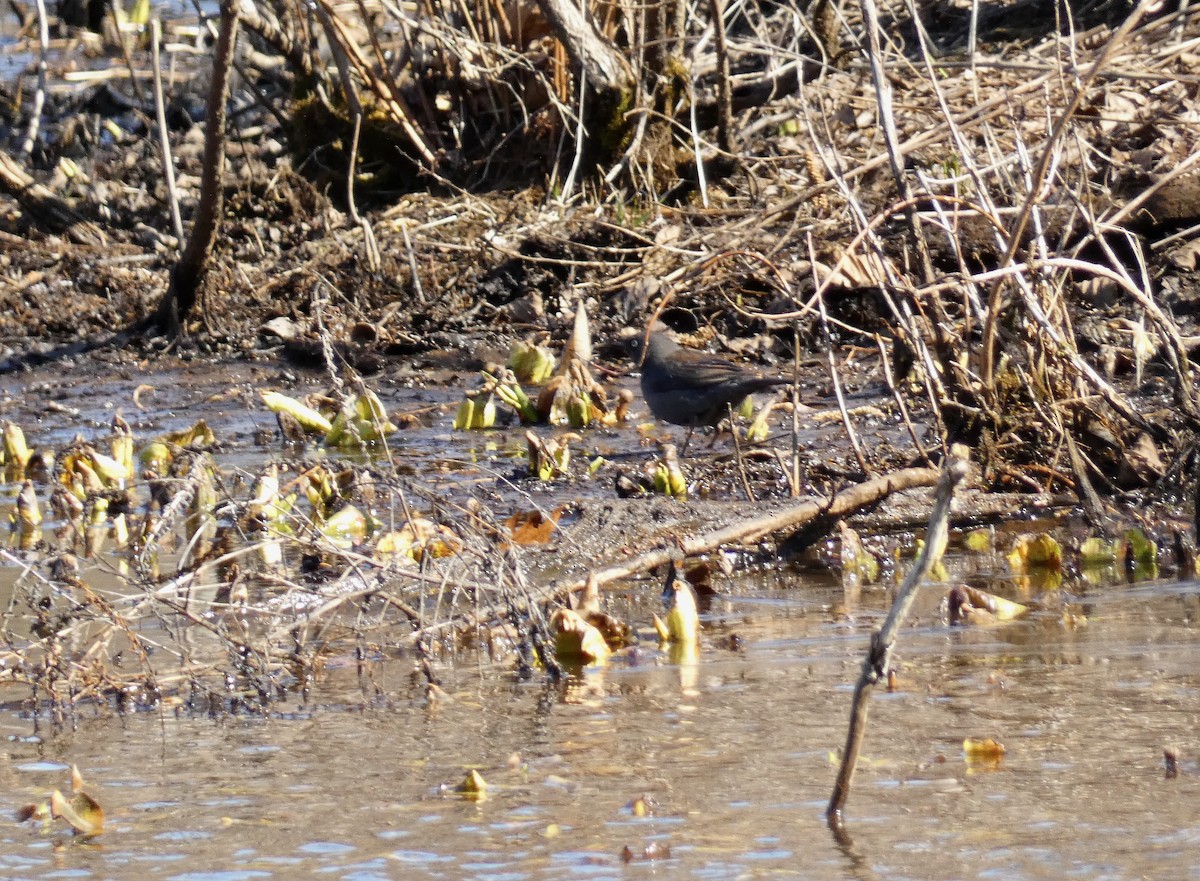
<box><xmin>504</xmin><ymin>505</ymin><xmax>564</xmax><ymax>546</ymax></box>
<box><xmin>16</xmin><ymin>802</ymin><xmax>47</xmax><ymax>823</ymax></box>
<box><xmin>947</xmin><ymin>585</ymin><xmax>1029</xmax><ymax>625</ymax></box>
<box><xmin>1118</xmin><ymin>432</ymin><xmax>1165</xmax><ymax>487</ymax></box>
<box><xmin>551</xmin><ymin>609</ymin><xmax>613</xmax><ymax>664</ymax></box>
<box><xmin>1167</xmin><ymin>237</ymin><xmax>1200</xmax><ymax>271</ymax></box>
<box><xmin>826</xmin><ymin>249</ymin><xmax>895</xmax><ymax>288</ymax></box>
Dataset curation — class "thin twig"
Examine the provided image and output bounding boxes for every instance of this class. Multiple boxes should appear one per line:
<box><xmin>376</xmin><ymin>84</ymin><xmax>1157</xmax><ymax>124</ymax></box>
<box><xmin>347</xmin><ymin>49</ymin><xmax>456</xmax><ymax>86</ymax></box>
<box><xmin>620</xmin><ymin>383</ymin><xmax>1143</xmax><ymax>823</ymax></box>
<box><xmin>559</xmin><ymin>72</ymin><xmax>588</xmax><ymax>202</ymax></box>
<box><xmin>729</xmin><ymin>404</ymin><xmax>756</xmax><ymax>502</ymax></box>
<box><xmin>687</xmin><ymin>75</ymin><xmax>709</xmax><ymax>207</ymax></box>
<box><xmin>819</xmin><ymin>291</ymin><xmax>869</xmax><ymax>477</ymax></box>
<box><xmin>19</xmin><ymin>0</ymin><xmax>48</xmax><ymax>155</ymax></box>
<box><xmin>151</xmin><ymin>18</ymin><xmax>185</xmax><ymax>243</ymax></box>
<box><xmin>876</xmin><ymin>333</ymin><xmax>930</xmax><ymax>466</ymax></box>
<box><xmin>401</xmin><ymin>222</ymin><xmax>427</xmax><ymax>304</ymax></box>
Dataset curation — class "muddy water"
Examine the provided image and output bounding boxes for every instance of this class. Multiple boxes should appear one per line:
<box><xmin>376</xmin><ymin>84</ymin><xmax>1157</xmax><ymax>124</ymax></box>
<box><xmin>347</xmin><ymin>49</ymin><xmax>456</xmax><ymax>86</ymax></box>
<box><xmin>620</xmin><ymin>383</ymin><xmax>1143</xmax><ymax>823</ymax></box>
<box><xmin>0</xmin><ymin>572</ymin><xmax>1198</xmax><ymax>879</ymax></box>
<box><xmin>0</xmin><ymin>361</ymin><xmax>1198</xmax><ymax>878</ymax></box>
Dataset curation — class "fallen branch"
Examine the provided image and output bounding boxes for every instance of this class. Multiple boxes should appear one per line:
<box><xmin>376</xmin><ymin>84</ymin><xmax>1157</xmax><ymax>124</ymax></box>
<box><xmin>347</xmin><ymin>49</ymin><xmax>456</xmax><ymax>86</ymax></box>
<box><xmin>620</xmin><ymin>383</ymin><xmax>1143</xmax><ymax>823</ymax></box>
<box><xmin>572</xmin><ymin>464</ymin><xmax>941</xmax><ymax>610</ymax></box>
<box><xmin>827</xmin><ymin>445</ymin><xmax>970</xmax><ymax>829</ymax></box>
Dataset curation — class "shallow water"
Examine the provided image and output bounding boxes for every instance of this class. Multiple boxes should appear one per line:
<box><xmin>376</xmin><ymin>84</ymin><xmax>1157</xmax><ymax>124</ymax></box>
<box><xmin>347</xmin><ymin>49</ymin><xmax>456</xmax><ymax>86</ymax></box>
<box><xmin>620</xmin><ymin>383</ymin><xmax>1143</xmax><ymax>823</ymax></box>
<box><xmin>1</xmin><ymin>360</ymin><xmax>1198</xmax><ymax>879</ymax></box>
<box><xmin>0</xmin><ymin>568</ymin><xmax>1198</xmax><ymax>880</ymax></box>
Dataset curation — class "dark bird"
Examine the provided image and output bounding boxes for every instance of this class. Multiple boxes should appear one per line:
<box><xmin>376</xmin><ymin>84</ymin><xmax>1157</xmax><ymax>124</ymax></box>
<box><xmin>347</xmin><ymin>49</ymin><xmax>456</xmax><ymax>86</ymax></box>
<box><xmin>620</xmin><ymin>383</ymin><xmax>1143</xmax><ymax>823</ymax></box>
<box><xmin>636</xmin><ymin>322</ymin><xmax>789</xmax><ymax>435</ymax></box>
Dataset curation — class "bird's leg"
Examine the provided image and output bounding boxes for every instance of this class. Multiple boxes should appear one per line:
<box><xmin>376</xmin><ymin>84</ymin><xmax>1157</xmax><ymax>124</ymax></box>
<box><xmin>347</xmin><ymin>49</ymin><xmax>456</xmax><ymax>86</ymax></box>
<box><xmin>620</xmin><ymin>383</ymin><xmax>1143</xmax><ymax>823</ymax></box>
<box><xmin>708</xmin><ymin>403</ymin><xmax>737</xmax><ymax>449</ymax></box>
<box><xmin>680</xmin><ymin>423</ymin><xmax>697</xmax><ymax>456</ymax></box>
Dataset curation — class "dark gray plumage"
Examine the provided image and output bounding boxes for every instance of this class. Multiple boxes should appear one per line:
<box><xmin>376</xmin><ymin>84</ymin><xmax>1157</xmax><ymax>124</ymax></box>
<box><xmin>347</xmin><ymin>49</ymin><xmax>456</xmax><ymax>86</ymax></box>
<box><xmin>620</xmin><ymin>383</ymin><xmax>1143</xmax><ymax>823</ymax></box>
<box><xmin>637</xmin><ymin>323</ymin><xmax>788</xmax><ymax>427</ymax></box>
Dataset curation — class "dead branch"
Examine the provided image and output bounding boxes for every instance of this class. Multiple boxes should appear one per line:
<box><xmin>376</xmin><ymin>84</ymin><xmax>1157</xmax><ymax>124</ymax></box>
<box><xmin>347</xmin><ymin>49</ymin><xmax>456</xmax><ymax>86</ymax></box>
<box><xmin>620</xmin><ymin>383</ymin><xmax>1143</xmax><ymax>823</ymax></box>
<box><xmin>570</xmin><ymin>464</ymin><xmax>941</xmax><ymax>610</ymax></box>
<box><xmin>827</xmin><ymin>445</ymin><xmax>970</xmax><ymax>828</ymax></box>
<box><xmin>535</xmin><ymin>0</ymin><xmax>634</xmax><ymax>97</ymax></box>
<box><xmin>150</xmin><ymin>0</ymin><xmax>239</xmax><ymax>336</ymax></box>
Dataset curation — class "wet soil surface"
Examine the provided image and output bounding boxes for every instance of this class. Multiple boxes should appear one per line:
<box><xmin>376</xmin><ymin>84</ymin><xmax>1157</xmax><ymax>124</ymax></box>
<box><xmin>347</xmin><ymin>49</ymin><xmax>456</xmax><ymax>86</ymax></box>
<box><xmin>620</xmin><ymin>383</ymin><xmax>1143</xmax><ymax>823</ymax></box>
<box><xmin>0</xmin><ymin>346</ymin><xmax>914</xmax><ymax>544</ymax></box>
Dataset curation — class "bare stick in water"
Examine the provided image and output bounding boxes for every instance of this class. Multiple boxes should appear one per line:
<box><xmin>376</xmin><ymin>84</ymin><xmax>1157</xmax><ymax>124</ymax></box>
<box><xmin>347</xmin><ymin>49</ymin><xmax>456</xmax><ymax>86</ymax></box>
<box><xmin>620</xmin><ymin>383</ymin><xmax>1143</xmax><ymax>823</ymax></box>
<box><xmin>827</xmin><ymin>444</ymin><xmax>970</xmax><ymax>829</ymax></box>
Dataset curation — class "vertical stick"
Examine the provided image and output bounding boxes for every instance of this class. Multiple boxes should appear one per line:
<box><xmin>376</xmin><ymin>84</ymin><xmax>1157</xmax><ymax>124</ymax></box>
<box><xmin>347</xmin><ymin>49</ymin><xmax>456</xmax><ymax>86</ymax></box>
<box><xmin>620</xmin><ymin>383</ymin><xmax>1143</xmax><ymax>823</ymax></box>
<box><xmin>827</xmin><ymin>445</ymin><xmax>969</xmax><ymax>828</ymax></box>
<box><xmin>710</xmin><ymin>0</ymin><xmax>733</xmax><ymax>154</ymax></box>
<box><xmin>20</xmin><ymin>0</ymin><xmax>48</xmax><ymax>156</ymax></box>
<box><xmin>151</xmin><ymin>0</ymin><xmax>239</xmax><ymax>335</ymax></box>
<box><xmin>151</xmin><ymin>18</ymin><xmax>184</xmax><ymax>243</ymax></box>
<box><xmin>791</xmin><ymin>321</ymin><xmax>802</xmax><ymax>498</ymax></box>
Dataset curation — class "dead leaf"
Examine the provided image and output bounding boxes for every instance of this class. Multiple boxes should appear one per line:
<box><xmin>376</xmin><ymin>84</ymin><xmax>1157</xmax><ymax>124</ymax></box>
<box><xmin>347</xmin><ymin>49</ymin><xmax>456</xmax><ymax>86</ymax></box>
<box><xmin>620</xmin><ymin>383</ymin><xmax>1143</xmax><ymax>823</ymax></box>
<box><xmin>1006</xmin><ymin>534</ymin><xmax>1062</xmax><ymax>572</ymax></box>
<box><xmin>654</xmin><ymin>224</ymin><xmax>682</xmax><ymax>247</ymax></box>
<box><xmin>963</xmin><ymin>737</ymin><xmax>1006</xmax><ymax>761</ymax></box>
<box><xmin>16</xmin><ymin>802</ymin><xmax>49</xmax><ymax>823</ymax></box>
<box><xmin>551</xmin><ymin>609</ymin><xmax>612</xmax><ymax>664</ymax></box>
<box><xmin>1117</xmin><ymin>432</ymin><xmax>1165</xmax><ymax>487</ymax></box>
<box><xmin>826</xmin><ymin>249</ymin><xmax>895</xmax><ymax>288</ymax></box>
<box><xmin>376</xmin><ymin>518</ymin><xmax>461</xmax><ymax>562</ymax></box>
<box><xmin>50</xmin><ymin>788</ymin><xmax>104</xmax><ymax>835</ymax></box>
<box><xmin>456</xmin><ymin>769</ymin><xmax>488</xmax><ymax>801</ymax></box>
<box><xmin>504</xmin><ymin>506</ymin><xmax>564</xmax><ymax>546</ymax></box>
<box><xmin>947</xmin><ymin>585</ymin><xmax>1029</xmax><ymax>626</ymax></box>
<box><xmin>1168</xmin><ymin>237</ymin><xmax>1200</xmax><ymax>271</ymax></box>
